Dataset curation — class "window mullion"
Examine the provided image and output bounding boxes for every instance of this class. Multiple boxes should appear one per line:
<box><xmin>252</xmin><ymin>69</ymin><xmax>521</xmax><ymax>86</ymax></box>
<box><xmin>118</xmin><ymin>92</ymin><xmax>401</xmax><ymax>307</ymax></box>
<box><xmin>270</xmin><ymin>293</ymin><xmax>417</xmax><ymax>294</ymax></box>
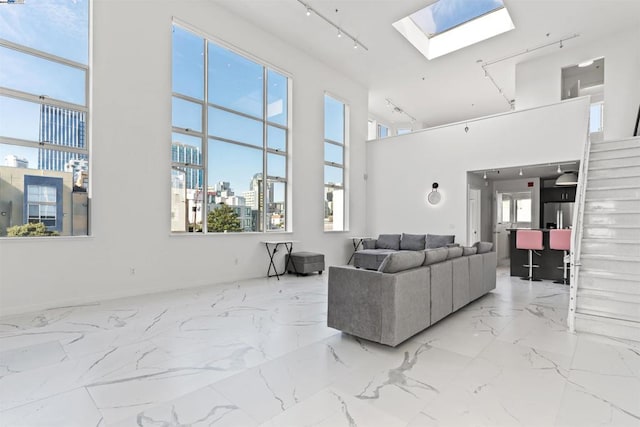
<box><xmin>202</xmin><ymin>37</ymin><xmax>209</xmax><ymax>233</ymax></box>
<box><xmin>262</xmin><ymin>66</ymin><xmax>268</xmax><ymax>232</ymax></box>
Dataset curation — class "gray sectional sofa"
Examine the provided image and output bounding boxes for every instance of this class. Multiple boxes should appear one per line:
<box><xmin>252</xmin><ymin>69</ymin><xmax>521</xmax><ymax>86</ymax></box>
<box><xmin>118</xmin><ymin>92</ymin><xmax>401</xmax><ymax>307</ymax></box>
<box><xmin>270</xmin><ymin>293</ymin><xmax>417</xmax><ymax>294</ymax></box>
<box><xmin>328</xmin><ymin>242</ymin><xmax>496</xmax><ymax>347</ymax></box>
<box><xmin>354</xmin><ymin>233</ymin><xmax>455</xmax><ymax>270</ymax></box>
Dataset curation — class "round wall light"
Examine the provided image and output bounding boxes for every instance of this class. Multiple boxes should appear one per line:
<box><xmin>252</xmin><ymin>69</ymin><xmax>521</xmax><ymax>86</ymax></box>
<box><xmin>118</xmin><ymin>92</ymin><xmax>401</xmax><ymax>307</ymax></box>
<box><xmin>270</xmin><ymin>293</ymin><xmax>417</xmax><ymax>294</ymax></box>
<box><xmin>427</xmin><ymin>182</ymin><xmax>441</xmax><ymax>205</ymax></box>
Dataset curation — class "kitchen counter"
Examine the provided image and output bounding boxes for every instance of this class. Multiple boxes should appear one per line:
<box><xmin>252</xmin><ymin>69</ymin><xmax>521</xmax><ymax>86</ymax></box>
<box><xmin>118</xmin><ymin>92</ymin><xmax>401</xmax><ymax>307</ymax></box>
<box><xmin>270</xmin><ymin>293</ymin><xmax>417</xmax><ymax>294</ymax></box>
<box><xmin>508</xmin><ymin>229</ymin><xmax>570</xmax><ymax>282</ymax></box>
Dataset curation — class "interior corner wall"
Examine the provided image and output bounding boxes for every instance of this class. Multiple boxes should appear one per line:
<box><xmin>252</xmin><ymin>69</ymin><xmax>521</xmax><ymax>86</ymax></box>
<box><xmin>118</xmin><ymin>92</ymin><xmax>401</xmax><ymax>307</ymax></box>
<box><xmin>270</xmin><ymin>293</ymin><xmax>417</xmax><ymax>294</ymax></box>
<box><xmin>365</xmin><ymin>98</ymin><xmax>590</xmax><ymax>245</ymax></box>
<box><xmin>515</xmin><ymin>26</ymin><xmax>640</xmax><ymax>140</ymax></box>
<box><xmin>0</xmin><ymin>0</ymin><xmax>368</xmax><ymax>316</ymax></box>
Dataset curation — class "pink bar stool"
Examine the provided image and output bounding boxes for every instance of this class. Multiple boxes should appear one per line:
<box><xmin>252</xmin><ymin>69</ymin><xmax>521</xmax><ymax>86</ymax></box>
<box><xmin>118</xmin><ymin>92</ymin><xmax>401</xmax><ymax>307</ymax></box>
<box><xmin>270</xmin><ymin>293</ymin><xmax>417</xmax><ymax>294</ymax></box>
<box><xmin>550</xmin><ymin>229</ymin><xmax>572</xmax><ymax>285</ymax></box>
<box><xmin>516</xmin><ymin>230</ymin><xmax>544</xmax><ymax>281</ymax></box>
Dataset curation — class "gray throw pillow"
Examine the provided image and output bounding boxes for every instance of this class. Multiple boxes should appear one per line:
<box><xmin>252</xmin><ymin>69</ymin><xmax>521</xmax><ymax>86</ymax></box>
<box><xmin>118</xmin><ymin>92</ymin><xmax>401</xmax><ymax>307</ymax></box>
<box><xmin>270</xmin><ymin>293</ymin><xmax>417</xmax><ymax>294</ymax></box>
<box><xmin>362</xmin><ymin>239</ymin><xmax>376</xmax><ymax>250</ymax></box>
<box><xmin>378</xmin><ymin>251</ymin><xmax>425</xmax><ymax>273</ymax></box>
<box><xmin>473</xmin><ymin>241</ymin><xmax>494</xmax><ymax>254</ymax></box>
<box><xmin>462</xmin><ymin>246</ymin><xmax>478</xmax><ymax>256</ymax></box>
<box><xmin>400</xmin><ymin>233</ymin><xmax>426</xmax><ymax>251</ymax></box>
<box><xmin>426</xmin><ymin>234</ymin><xmax>455</xmax><ymax>249</ymax></box>
<box><xmin>447</xmin><ymin>246</ymin><xmax>463</xmax><ymax>259</ymax></box>
<box><xmin>423</xmin><ymin>247</ymin><xmax>449</xmax><ymax>265</ymax></box>
<box><xmin>376</xmin><ymin>234</ymin><xmax>401</xmax><ymax>250</ymax></box>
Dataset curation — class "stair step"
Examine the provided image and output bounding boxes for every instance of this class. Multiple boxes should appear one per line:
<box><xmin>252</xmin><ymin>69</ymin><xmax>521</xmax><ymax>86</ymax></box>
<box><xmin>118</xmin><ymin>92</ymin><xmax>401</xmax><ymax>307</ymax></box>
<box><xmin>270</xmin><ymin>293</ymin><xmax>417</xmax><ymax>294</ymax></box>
<box><xmin>584</xmin><ymin>199</ymin><xmax>640</xmax><ymax>212</ymax></box>
<box><xmin>590</xmin><ymin>147</ymin><xmax>640</xmax><ymax>161</ymax></box>
<box><xmin>581</xmin><ymin>253</ymin><xmax>640</xmax><ymax>263</ymax></box>
<box><xmin>578</xmin><ymin>272</ymin><xmax>640</xmax><ymax>294</ymax></box>
<box><xmin>585</xmin><ymin>187</ymin><xmax>640</xmax><ymax>200</ymax></box>
<box><xmin>576</xmin><ymin>292</ymin><xmax>640</xmax><ymax>320</ymax></box>
<box><xmin>583</xmin><ymin>212</ymin><xmax>640</xmax><ymax>227</ymax></box>
<box><xmin>583</xmin><ymin>225</ymin><xmax>640</xmax><ymax>240</ymax></box>
<box><xmin>591</xmin><ymin>137</ymin><xmax>640</xmax><ymax>151</ymax></box>
<box><xmin>575</xmin><ymin>305</ymin><xmax>640</xmax><ymax>325</ymax></box>
<box><xmin>587</xmin><ymin>176</ymin><xmax>640</xmax><ymax>189</ymax></box>
<box><xmin>589</xmin><ymin>156</ymin><xmax>640</xmax><ymax>169</ymax></box>
<box><xmin>581</xmin><ymin>240</ymin><xmax>640</xmax><ymax>257</ymax></box>
<box><xmin>574</xmin><ymin>313</ymin><xmax>640</xmax><ymax>342</ymax></box>
<box><xmin>588</xmin><ymin>165</ymin><xmax>640</xmax><ymax>179</ymax></box>
<box><xmin>578</xmin><ymin>268</ymin><xmax>638</xmax><ymax>282</ymax></box>
<box><xmin>580</xmin><ymin>257</ymin><xmax>640</xmax><ymax>274</ymax></box>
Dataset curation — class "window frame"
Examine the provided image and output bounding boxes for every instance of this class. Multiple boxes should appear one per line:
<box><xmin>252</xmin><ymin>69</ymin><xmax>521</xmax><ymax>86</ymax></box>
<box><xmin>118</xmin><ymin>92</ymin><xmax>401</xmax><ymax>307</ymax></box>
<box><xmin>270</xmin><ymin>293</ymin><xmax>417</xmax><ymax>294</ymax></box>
<box><xmin>0</xmin><ymin>1</ymin><xmax>91</xmax><ymax>238</ymax></box>
<box><xmin>171</xmin><ymin>20</ymin><xmax>291</xmax><ymax>234</ymax></box>
<box><xmin>323</xmin><ymin>93</ymin><xmax>348</xmax><ymax>232</ymax></box>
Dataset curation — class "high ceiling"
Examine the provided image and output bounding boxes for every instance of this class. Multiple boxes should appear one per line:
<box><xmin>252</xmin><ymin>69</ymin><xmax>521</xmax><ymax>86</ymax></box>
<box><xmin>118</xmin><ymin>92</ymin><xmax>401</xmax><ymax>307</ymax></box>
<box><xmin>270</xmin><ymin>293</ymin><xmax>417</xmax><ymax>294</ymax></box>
<box><xmin>216</xmin><ymin>0</ymin><xmax>640</xmax><ymax>128</ymax></box>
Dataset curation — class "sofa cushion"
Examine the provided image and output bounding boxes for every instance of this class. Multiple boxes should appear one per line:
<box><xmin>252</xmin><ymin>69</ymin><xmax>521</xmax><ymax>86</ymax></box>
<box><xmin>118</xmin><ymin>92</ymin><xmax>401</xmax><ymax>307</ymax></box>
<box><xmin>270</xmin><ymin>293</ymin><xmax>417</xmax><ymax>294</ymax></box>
<box><xmin>462</xmin><ymin>246</ymin><xmax>478</xmax><ymax>256</ymax></box>
<box><xmin>378</xmin><ymin>251</ymin><xmax>425</xmax><ymax>273</ymax></box>
<box><xmin>423</xmin><ymin>247</ymin><xmax>448</xmax><ymax>265</ymax></box>
<box><xmin>473</xmin><ymin>241</ymin><xmax>494</xmax><ymax>254</ymax></box>
<box><xmin>400</xmin><ymin>233</ymin><xmax>426</xmax><ymax>251</ymax></box>
<box><xmin>354</xmin><ymin>249</ymin><xmax>395</xmax><ymax>270</ymax></box>
<box><xmin>376</xmin><ymin>234</ymin><xmax>401</xmax><ymax>250</ymax></box>
<box><xmin>362</xmin><ymin>239</ymin><xmax>376</xmax><ymax>249</ymax></box>
<box><xmin>426</xmin><ymin>234</ymin><xmax>455</xmax><ymax>249</ymax></box>
<box><xmin>447</xmin><ymin>246</ymin><xmax>463</xmax><ymax>259</ymax></box>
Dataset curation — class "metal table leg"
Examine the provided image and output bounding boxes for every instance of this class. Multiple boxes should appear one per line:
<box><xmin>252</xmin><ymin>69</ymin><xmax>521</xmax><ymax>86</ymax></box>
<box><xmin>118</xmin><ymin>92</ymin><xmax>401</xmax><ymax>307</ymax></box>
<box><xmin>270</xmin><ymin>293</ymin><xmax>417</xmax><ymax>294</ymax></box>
<box><xmin>347</xmin><ymin>238</ymin><xmax>364</xmax><ymax>265</ymax></box>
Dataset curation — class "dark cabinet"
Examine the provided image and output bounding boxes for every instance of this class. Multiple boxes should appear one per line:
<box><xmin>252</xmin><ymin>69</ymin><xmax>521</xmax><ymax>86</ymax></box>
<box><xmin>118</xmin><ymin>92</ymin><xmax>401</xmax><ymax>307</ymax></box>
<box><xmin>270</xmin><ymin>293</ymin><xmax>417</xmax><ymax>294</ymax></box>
<box><xmin>541</xmin><ymin>187</ymin><xmax>576</xmax><ymax>202</ymax></box>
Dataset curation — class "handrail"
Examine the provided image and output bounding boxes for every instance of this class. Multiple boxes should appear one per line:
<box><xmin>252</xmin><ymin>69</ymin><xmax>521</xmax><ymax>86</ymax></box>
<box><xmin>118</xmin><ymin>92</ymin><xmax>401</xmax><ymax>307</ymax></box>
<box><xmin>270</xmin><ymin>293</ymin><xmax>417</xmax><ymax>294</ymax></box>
<box><xmin>568</xmin><ymin>129</ymin><xmax>592</xmax><ymax>332</ymax></box>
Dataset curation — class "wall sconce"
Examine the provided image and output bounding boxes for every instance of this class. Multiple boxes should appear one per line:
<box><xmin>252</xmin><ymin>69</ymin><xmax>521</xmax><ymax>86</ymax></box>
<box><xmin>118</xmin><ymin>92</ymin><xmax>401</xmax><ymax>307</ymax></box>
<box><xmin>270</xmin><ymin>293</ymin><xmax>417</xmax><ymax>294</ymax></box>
<box><xmin>427</xmin><ymin>182</ymin><xmax>442</xmax><ymax>205</ymax></box>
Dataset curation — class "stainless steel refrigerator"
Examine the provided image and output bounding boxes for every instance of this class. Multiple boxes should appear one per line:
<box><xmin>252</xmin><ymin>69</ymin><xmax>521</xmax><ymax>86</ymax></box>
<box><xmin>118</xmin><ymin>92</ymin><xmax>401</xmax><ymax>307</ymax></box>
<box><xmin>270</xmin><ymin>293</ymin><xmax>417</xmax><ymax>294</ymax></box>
<box><xmin>544</xmin><ymin>202</ymin><xmax>575</xmax><ymax>229</ymax></box>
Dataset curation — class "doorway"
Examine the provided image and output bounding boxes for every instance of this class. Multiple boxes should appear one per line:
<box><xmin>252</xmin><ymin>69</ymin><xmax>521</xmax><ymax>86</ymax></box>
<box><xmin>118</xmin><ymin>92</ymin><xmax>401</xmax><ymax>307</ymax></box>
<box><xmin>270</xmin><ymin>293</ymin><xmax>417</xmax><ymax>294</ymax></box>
<box><xmin>468</xmin><ymin>187</ymin><xmax>481</xmax><ymax>245</ymax></box>
<box><xmin>494</xmin><ymin>191</ymin><xmax>532</xmax><ymax>265</ymax></box>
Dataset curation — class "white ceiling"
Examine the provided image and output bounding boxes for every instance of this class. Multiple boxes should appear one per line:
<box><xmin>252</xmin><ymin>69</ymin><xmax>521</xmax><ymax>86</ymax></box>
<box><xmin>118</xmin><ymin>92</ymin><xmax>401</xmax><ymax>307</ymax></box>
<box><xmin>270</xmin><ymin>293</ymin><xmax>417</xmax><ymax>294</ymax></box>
<box><xmin>215</xmin><ymin>0</ymin><xmax>640</xmax><ymax>128</ymax></box>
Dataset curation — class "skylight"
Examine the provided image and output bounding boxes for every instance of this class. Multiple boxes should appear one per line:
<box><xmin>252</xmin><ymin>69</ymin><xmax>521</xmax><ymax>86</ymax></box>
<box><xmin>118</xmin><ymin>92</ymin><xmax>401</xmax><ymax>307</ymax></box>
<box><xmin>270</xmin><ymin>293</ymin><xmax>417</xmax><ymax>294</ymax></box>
<box><xmin>393</xmin><ymin>0</ymin><xmax>515</xmax><ymax>60</ymax></box>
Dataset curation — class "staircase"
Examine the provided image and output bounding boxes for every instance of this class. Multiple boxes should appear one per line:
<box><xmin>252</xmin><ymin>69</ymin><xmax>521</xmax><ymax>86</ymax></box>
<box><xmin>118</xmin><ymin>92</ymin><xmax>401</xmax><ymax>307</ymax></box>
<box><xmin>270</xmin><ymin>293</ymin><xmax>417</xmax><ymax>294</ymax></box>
<box><xmin>570</xmin><ymin>136</ymin><xmax>640</xmax><ymax>341</ymax></box>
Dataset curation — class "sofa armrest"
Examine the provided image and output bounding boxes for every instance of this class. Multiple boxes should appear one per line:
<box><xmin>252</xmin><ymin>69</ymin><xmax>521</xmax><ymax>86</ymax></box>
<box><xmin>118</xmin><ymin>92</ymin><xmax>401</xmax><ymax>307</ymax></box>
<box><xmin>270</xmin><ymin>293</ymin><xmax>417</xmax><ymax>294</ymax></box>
<box><xmin>328</xmin><ymin>266</ymin><xmax>392</xmax><ymax>343</ymax></box>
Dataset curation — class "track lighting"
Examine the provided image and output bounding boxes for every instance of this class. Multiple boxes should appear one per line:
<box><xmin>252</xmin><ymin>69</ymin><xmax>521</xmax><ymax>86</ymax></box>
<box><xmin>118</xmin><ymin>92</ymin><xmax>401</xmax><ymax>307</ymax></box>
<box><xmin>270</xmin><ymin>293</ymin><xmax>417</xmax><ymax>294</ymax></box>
<box><xmin>385</xmin><ymin>98</ymin><xmax>417</xmax><ymax>122</ymax></box>
<box><xmin>297</xmin><ymin>0</ymin><xmax>368</xmax><ymax>51</ymax></box>
<box><xmin>483</xmin><ymin>171</ymin><xmax>487</xmax><ymax>179</ymax></box>
<box><xmin>557</xmin><ymin>164</ymin><xmax>562</xmax><ymax>173</ymax></box>
<box><xmin>559</xmin><ymin>40</ymin><xmax>563</xmax><ymax>48</ymax></box>
<box><xmin>519</xmin><ymin>168</ymin><xmax>523</xmax><ymax>176</ymax></box>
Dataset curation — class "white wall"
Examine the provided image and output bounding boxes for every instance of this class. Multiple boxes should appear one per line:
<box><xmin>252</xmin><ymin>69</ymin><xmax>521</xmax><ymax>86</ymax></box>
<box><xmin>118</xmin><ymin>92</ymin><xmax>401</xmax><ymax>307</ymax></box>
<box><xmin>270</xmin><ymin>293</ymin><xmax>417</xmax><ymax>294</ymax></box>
<box><xmin>515</xmin><ymin>27</ymin><xmax>640</xmax><ymax>140</ymax></box>
<box><xmin>0</xmin><ymin>0</ymin><xmax>368</xmax><ymax>315</ymax></box>
<box><xmin>365</xmin><ymin>97</ymin><xmax>590</xmax><ymax>245</ymax></box>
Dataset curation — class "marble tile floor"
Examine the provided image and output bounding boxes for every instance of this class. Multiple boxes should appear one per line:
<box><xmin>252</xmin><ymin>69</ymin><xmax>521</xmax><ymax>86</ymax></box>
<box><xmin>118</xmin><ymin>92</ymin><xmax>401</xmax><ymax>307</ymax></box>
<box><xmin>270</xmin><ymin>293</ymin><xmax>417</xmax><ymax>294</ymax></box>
<box><xmin>0</xmin><ymin>268</ymin><xmax>638</xmax><ymax>426</ymax></box>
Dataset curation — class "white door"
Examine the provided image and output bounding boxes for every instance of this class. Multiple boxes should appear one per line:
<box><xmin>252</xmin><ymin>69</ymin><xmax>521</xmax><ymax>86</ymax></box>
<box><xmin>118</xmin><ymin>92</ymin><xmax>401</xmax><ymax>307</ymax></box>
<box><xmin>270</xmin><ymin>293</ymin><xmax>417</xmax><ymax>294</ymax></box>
<box><xmin>468</xmin><ymin>188</ymin><xmax>481</xmax><ymax>245</ymax></box>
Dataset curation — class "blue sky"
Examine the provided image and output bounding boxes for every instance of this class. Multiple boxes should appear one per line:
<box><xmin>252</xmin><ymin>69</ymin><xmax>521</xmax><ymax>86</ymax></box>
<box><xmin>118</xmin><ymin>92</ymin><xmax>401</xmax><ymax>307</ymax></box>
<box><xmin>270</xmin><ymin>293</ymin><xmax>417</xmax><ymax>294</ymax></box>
<box><xmin>411</xmin><ymin>0</ymin><xmax>504</xmax><ymax>35</ymax></box>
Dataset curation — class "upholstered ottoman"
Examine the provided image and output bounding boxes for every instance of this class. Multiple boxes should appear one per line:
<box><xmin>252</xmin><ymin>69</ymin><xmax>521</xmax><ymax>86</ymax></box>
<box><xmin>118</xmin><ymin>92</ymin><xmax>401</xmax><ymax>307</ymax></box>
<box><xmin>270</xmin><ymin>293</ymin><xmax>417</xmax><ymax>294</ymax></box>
<box><xmin>287</xmin><ymin>252</ymin><xmax>325</xmax><ymax>276</ymax></box>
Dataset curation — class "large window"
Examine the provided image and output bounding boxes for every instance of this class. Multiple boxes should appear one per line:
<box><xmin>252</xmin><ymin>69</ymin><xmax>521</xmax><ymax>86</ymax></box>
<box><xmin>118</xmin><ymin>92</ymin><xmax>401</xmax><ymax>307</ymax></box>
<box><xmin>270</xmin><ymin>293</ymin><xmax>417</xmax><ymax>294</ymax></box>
<box><xmin>324</xmin><ymin>94</ymin><xmax>347</xmax><ymax>231</ymax></box>
<box><xmin>0</xmin><ymin>0</ymin><xmax>90</xmax><ymax>237</ymax></box>
<box><xmin>171</xmin><ymin>23</ymin><xmax>289</xmax><ymax>233</ymax></box>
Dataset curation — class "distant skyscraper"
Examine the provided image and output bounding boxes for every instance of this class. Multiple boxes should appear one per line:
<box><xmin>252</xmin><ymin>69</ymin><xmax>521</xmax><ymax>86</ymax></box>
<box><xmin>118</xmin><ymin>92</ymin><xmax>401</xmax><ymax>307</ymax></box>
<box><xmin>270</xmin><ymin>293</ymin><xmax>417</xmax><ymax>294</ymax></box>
<box><xmin>38</xmin><ymin>105</ymin><xmax>86</xmax><ymax>171</ymax></box>
<box><xmin>171</xmin><ymin>142</ymin><xmax>203</xmax><ymax>189</ymax></box>
<box><xmin>3</xmin><ymin>154</ymin><xmax>28</xmax><ymax>168</ymax></box>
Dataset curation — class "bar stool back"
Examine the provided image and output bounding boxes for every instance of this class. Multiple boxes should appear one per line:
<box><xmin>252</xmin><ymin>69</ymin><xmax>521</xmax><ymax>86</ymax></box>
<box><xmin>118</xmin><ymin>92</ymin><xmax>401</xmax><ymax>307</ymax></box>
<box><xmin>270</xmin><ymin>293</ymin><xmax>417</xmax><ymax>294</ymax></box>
<box><xmin>516</xmin><ymin>230</ymin><xmax>544</xmax><ymax>281</ymax></box>
<box><xmin>550</xmin><ymin>229</ymin><xmax>572</xmax><ymax>285</ymax></box>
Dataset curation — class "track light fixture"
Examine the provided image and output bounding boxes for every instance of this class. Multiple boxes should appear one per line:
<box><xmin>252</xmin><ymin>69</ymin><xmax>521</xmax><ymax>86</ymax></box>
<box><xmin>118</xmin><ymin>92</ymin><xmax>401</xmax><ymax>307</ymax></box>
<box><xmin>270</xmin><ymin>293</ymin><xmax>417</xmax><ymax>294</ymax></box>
<box><xmin>385</xmin><ymin>98</ymin><xmax>417</xmax><ymax>123</ymax></box>
<box><xmin>519</xmin><ymin>168</ymin><xmax>523</xmax><ymax>176</ymax></box>
<box><xmin>483</xmin><ymin>171</ymin><xmax>487</xmax><ymax>179</ymax></box>
<box><xmin>480</xmin><ymin>33</ymin><xmax>579</xmax><ymax>109</ymax></box>
<box><xmin>297</xmin><ymin>0</ymin><xmax>368</xmax><ymax>51</ymax></box>
<box><xmin>557</xmin><ymin>164</ymin><xmax>562</xmax><ymax>173</ymax></box>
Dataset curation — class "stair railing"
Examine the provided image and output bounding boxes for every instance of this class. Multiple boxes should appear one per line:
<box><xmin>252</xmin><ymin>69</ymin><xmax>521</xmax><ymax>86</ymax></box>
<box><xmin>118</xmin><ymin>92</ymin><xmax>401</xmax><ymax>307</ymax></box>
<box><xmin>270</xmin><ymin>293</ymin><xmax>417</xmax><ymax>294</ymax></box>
<box><xmin>568</xmin><ymin>129</ymin><xmax>593</xmax><ymax>332</ymax></box>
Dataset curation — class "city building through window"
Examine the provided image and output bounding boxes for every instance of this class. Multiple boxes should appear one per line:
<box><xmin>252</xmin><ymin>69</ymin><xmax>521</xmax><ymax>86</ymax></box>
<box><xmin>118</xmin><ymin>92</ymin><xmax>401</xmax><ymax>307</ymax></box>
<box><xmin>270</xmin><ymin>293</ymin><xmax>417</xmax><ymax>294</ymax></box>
<box><xmin>171</xmin><ymin>23</ymin><xmax>290</xmax><ymax>233</ymax></box>
<box><xmin>0</xmin><ymin>0</ymin><xmax>90</xmax><ymax>237</ymax></box>
<box><xmin>324</xmin><ymin>94</ymin><xmax>347</xmax><ymax>231</ymax></box>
